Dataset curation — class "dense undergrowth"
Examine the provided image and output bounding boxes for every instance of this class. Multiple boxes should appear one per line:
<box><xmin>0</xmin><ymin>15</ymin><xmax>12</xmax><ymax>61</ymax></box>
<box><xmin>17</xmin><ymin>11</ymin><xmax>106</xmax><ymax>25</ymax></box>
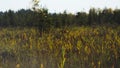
<box><xmin>0</xmin><ymin>26</ymin><xmax>120</xmax><ymax>68</ymax></box>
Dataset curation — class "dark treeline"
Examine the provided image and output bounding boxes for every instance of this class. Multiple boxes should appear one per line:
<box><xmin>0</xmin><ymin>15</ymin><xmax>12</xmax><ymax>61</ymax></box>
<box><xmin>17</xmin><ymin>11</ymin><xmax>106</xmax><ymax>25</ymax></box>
<box><xmin>0</xmin><ymin>8</ymin><xmax>120</xmax><ymax>29</ymax></box>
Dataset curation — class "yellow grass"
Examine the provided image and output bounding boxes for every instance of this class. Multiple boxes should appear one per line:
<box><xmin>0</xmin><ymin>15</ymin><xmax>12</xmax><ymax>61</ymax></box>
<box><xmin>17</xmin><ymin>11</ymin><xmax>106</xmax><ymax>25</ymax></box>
<box><xmin>0</xmin><ymin>26</ymin><xmax>120</xmax><ymax>68</ymax></box>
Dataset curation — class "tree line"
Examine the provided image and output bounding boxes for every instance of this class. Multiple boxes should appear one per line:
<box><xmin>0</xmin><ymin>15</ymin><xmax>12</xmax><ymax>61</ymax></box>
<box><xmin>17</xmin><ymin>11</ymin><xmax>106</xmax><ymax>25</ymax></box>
<box><xmin>0</xmin><ymin>8</ymin><xmax>120</xmax><ymax>29</ymax></box>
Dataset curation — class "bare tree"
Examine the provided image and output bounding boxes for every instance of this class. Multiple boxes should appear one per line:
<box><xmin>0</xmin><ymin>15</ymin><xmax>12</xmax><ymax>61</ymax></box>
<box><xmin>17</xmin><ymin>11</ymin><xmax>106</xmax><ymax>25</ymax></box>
<box><xmin>32</xmin><ymin>0</ymin><xmax>40</xmax><ymax>11</ymax></box>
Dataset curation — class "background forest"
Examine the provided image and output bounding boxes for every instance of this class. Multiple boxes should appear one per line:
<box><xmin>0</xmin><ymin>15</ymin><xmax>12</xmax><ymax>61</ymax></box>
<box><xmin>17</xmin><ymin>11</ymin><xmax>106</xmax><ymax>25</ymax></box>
<box><xmin>0</xmin><ymin>8</ymin><xmax>120</xmax><ymax>29</ymax></box>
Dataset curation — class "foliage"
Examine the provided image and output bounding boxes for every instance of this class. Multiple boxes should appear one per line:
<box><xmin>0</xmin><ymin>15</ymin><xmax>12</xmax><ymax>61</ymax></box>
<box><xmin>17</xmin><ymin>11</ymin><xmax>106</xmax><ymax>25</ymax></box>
<box><xmin>0</xmin><ymin>8</ymin><xmax>120</xmax><ymax>29</ymax></box>
<box><xmin>0</xmin><ymin>7</ymin><xmax>120</xmax><ymax>68</ymax></box>
<box><xmin>0</xmin><ymin>26</ymin><xmax>120</xmax><ymax>68</ymax></box>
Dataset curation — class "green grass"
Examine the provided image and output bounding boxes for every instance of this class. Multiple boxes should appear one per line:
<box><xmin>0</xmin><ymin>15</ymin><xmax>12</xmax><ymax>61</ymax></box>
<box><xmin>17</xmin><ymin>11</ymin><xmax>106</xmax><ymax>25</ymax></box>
<box><xmin>0</xmin><ymin>26</ymin><xmax>120</xmax><ymax>68</ymax></box>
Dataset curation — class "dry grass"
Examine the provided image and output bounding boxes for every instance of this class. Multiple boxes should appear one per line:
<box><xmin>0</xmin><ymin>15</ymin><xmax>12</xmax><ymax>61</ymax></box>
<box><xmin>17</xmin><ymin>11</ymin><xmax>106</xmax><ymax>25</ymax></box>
<box><xmin>0</xmin><ymin>26</ymin><xmax>120</xmax><ymax>68</ymax></box>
